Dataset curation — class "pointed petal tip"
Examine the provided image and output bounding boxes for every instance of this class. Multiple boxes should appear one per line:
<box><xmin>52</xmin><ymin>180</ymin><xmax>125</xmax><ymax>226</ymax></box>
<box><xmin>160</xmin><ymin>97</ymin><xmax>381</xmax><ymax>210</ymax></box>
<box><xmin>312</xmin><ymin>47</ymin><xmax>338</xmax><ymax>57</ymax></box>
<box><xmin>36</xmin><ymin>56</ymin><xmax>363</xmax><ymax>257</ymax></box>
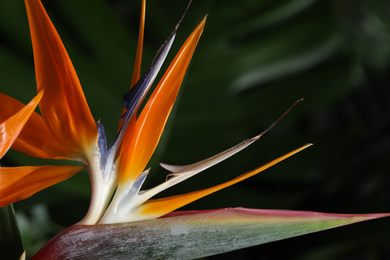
<box><xmin>198</xmin><ymin>15</ymin><xmax>207</xmax><ymax>31</ymax></box>
<box><xmin>25</xmin><ymin>0</ymin><xmax>98</xmax><ymax>155</ymax></box>
<box><xmin>19</xmin><ymin>251</ymin><xmax>26</xmax><ymax>260</ymax></box>
<box><xmin>0</xmin><ymin>90</ymin><xmax>43</xmax><ymax>159</ymax></box>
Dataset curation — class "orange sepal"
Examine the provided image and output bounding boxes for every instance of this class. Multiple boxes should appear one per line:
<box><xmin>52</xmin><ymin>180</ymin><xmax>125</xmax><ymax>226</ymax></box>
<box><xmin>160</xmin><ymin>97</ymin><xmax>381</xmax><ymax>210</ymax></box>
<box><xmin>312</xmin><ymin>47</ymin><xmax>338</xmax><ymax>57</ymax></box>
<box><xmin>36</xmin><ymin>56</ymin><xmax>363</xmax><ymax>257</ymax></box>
<box><xmin>140</xmin><ymin>144</ymin><xmax>312</xmax><ymax>218</ymax></box>
<box><xmin>0</xmin><ymin>93</ymin><xmax>77</xmax><ymax>159</ymax></box>
<box><xmin>0</xmin><ymin>91</ymin><xmax>43</xmax><ymax>159</ymax></box>
<box><xmin>119</xmin><ymin>16</ymin><xmax>207</xmax><ymax>183</ymax></box>
<box><xmin>131</xmin><ymin>0</ymin><xmax>146</xmax><ymax>87</ymax></box>
<box><xmin>117</xmin><ymin>0</ymin><xmax>145</xmax><ymax>133</ymax></box>
<box><xmin>25</xmin><ymin>0</ymin><xmax>97</xmax><ymax>154</ymax></box>
<box><xmin>0</xmin><ymin>165</ymin><xmax>85</xmax><ymax>207</ymax></box>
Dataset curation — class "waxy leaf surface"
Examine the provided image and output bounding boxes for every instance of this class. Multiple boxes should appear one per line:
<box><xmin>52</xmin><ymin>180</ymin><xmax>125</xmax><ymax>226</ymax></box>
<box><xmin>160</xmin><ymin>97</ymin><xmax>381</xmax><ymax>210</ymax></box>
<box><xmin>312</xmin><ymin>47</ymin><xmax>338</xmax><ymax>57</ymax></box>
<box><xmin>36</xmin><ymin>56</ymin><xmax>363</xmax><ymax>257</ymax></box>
<box><xmin>32</xmin><ymin>207</ymin><xmax>389</xmax><ymax>259</ymax></box>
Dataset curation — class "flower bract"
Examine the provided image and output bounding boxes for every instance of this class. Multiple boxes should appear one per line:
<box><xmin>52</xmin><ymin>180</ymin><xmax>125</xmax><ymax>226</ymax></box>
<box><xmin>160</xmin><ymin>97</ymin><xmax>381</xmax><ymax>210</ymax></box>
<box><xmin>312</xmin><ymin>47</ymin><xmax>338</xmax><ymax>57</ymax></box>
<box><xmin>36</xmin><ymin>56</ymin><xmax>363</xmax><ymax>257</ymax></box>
<box><xmin>0</xmin><ymin>0</ymin><xmax>311</xmax><ymax>225</ymax></box>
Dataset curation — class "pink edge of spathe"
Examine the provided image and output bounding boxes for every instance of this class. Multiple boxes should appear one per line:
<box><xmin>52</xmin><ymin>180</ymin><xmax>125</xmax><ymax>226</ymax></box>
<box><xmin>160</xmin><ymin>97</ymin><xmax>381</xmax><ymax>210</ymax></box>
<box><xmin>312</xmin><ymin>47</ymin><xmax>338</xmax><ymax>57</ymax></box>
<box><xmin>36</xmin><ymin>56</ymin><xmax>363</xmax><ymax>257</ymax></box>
<box><xmin>162</xmin><ymin>207</ymin><xmax>390</xmax><ymax>221</ymax></box>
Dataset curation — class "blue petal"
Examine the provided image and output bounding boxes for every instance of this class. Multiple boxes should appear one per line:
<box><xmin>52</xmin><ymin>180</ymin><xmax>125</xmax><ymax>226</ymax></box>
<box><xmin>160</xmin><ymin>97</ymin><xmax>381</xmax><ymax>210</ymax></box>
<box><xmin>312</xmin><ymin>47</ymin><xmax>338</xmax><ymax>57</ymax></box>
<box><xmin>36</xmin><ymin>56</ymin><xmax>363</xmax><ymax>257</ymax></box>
<box><xmin>97</xmin><ymin>121</ymin><xmax>108</xmax><ymax>167</ymax></box>
<box><xmin>110</xmin><ymin>5</ymin><xmax>191</xmax><ymax>154</ymax></box>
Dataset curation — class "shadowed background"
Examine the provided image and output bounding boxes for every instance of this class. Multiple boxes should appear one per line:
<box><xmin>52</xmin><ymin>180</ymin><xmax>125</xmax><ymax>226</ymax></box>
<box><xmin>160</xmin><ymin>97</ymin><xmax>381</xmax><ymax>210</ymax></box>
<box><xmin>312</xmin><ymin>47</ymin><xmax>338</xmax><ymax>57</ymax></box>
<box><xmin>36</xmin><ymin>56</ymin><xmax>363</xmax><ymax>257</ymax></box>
<box><xmin>1</xmin><ymin>0</ymin><xmax>390</xmax><ymax>259</ymax></box>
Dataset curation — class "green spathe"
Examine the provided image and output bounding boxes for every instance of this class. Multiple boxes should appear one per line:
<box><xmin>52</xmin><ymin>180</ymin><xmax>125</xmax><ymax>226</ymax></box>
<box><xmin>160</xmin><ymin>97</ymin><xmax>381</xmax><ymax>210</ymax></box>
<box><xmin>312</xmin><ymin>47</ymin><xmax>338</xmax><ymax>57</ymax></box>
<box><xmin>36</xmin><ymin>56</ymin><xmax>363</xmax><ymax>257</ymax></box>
<box><xmin>32</xmin><ymin>207</ymin><xmax>389</xmax><ymax>259</ymax></box>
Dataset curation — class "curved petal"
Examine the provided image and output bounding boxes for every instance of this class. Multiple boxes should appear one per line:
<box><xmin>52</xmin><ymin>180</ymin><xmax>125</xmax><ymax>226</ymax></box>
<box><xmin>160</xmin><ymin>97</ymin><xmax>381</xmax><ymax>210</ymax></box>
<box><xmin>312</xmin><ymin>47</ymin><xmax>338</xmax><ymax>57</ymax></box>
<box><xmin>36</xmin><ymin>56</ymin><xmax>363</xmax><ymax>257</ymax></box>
<box><xmin>160</xmin><ymin>134</ymin><xmax>262</xmax><ymax>174</ymax></box>
<box><xmin>0</xmin><ymin>93</ymin><xmax>74</xmax><ymax>159</ymax></box>
<box><xmin>0</xmin><ymin>91</ymin><xmax>43</xmax><ymax>159</ymax></box>
<box><xmin>119</xmin><ymin>16</ymin><xmax>207</xmax><ymax>183</ymax></box>
<box><xmin>0</xmin><ymin>165</ymin><xmax>85</xmax><ymax>207</ymax></box>
<box><xmin>25</xmin><ymin>0</ymin><xmax>97</xmax><ymax>156</ymax></box>
<box><xmin>116</xmin><ymin>144</ymin><xmax>312</xmax><ymax>222</ymax></box>
<box><xmin>117</xmin><ymin>0</ymin><xmax>145</xmax><ymax>132</ymax></box>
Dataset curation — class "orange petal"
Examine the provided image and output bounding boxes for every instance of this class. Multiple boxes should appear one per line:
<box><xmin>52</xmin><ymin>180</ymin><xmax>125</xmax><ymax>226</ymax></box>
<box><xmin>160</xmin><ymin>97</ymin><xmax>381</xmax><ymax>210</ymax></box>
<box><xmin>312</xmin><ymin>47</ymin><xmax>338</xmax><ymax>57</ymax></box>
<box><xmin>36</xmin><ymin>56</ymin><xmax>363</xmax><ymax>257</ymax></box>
<box><xmin>119</xmin><ymin>16</ymin><xmax>207</xmax><ymax>183</ymax></box>
<box><xmin>0</xmin><ymin>165</ymin><xmax>84</xmax><ymax>207</ymax></box>
<box><xmin>25</xmin><ymin>0</ymin><xmax>97</xmax><ymax>155</ymax></box>
<box><xmin>117</xmin><ymin>0</ymin><xmax>145</xmax><ymax>133</ymax></box>
<box><xmin>0</xmin><ymin>91</ymin><xmax>43</xmax><ymax>159</ymax></box>
<box><xmin>131</xmin><ymin>0</ymin><xmax>146</xmax><ymax>87</ymax></box>
<box><xmin>139</xmin><ymin>144</ymin><xmax>312</xmax><ymax>219</ymax></box>
<box><xmin>0</xmin><ymin>93</ymin><xmax>76</xmax><ymax>159</ymax></box>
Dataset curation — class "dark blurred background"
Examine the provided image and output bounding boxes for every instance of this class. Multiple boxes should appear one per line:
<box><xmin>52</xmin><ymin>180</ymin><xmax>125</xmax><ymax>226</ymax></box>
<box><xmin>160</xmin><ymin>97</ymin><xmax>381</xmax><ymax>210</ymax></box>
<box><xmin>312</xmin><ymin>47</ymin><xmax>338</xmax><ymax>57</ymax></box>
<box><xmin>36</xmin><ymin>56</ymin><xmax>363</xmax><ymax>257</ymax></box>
<box><xmin>1</xmin><ymin>0</ymin><xmax>390</xmax><ymax>259</ymax></box>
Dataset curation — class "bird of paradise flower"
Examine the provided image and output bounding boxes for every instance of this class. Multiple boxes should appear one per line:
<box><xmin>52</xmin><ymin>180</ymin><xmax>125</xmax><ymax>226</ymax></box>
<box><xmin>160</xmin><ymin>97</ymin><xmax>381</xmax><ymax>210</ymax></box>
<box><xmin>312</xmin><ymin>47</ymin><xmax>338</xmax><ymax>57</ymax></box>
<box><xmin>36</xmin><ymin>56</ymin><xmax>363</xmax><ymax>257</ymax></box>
<box><xmin>1</xmin><ymin>0</ymin><xmax>390</xmax><ymax>259</ymax></box>
<box><xmin>0</xmin><ymin>0</ymin><xmax>310</xmax><ymax>225</ymax></box>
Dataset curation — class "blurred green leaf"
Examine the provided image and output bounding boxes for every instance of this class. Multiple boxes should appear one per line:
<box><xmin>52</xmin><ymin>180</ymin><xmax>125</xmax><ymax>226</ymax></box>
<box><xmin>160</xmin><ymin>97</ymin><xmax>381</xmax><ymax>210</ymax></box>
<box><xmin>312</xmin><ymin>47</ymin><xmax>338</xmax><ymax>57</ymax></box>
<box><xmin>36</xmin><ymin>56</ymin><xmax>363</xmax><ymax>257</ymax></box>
<box><xmin>0</xmin><ymin>204</ymin><xmax>23</xmax><ymax>260</ymax></box>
